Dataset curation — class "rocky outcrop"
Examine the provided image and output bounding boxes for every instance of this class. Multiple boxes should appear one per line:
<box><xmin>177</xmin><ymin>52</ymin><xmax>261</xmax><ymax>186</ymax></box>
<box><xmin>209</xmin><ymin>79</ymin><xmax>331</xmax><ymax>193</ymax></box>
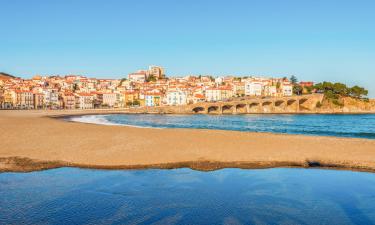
<box><xmin>342</xmin><ymin>97</ymin><xmax>375</xmax><ymax>112</ymax></box>
<box><xmin>318</xmin><ymin>97</ymin><xmax>375</xmax><ymax>113</ymax></box>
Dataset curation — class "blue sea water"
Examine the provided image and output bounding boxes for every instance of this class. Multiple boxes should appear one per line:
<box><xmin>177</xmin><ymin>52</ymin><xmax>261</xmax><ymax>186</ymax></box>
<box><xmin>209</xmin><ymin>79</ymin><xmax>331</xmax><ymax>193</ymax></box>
<box><xmin>1</xmin><ymin>168</ymin><xmax>375</xmax><ymax>225</ymax></box>
<box><xmin>69</xmin><ymin>114</ymin><xmax>375</xmax><ymax>139</ymax></box>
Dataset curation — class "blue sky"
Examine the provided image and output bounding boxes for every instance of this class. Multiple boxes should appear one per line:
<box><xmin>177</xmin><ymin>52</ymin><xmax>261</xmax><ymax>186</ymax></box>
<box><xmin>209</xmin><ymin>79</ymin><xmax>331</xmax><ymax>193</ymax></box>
<box><xmin>1</xmin><ymin>0</ymin><xmax>374</xmax><ymax>96</ymax></box>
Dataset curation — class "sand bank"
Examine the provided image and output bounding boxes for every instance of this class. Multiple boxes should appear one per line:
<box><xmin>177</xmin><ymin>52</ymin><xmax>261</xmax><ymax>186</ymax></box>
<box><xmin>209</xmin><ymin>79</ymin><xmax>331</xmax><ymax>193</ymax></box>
<box><xmin>0</xmin><ymin>110</ymin><xmax>374</xmax><ymax>172</ymax></box>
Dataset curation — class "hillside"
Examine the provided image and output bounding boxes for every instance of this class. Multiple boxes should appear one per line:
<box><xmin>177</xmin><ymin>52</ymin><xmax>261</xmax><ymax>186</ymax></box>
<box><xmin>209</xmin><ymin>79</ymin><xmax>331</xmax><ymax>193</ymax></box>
<box><xmin>0</xmin><ymin>72</ymin><xmax>16</xmax><ymax>80</ymax></box>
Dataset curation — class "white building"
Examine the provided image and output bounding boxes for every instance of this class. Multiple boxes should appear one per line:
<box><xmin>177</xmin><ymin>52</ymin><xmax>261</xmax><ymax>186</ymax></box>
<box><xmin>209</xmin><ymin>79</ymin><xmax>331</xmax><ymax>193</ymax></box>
<box><xmin>99</xmin><ymin>93</ymin><xmax>117</xmax><ymax>107</ymax></box>
<box><xmin>75</xmin><ymin>93</ymin><xmax>94</xmax><ymax>109</ymax></box>
<box><xmin>245</xmin><ymin>81</ymin><xmax>263</xmax><ymax>96</ymax></box>
<box><xmin>166</xmin><ymin>90</ymin><xmax>188</xmax><ymax>106</ymax></box>
<box><xmin>148</xmin><ymin>65</ymin><xmax>164</xmax><ymax>79</ymax></box>
<box><xmin>214</xmin><ymin>77</ymin><xmax>224</xmax><ymax>84</ymax></box>
<box><xmin>128</xmin><ymin>72</ymin><xmax>146</xmax><ymax>82</ymax></box>
<box><xmin>205</xmin><ymin>88</ymin><xmax>221</xmax><ymax>102</ymax></box>
<box><xmin>43</xmin><ymin>88</ymin><xmax>59</xmax><ymax>109</ymax></box>
<box><xmin>282</xmin><ymin>84</ymin><xmax>293</xmax><ymax>96</ymax></box>
<box><xmin>15</xmin><ymin>90</ymin><xmax>34</xmax><ymax>109</ymax></box>
<box><xmin>264</xmin><ymin>85</ymin><xmax>277</xmax><ymax>97</ymax></box>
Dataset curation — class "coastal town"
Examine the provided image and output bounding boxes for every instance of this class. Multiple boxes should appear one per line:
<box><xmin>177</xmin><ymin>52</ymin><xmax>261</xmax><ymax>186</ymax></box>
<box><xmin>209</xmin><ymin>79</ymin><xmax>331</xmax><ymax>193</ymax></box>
<box><xmin>2</xmin><ymin>0</ymin><xmax>375</xmax><ymax>224</ymax></box>
<box><xmin>0</xmin><ymin>66</ymin><xmax>315</xmax><ymax>110</ymax></box>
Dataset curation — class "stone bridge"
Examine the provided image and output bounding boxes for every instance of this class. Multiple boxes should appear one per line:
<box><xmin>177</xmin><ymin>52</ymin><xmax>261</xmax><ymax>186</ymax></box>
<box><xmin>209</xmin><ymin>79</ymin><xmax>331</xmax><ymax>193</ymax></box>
<box><xmin>187</xmin><ymin>94</ymin><xmax>324</xmax><ymax>114</ymax></box>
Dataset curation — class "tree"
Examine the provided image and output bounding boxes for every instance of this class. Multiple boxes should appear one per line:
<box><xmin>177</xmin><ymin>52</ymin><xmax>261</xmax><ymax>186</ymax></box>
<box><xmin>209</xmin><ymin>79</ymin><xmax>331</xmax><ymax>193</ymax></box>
<box><xmin>119</xmin><ymin>78</ymin><xmax>127</xmax><ymax>86</ymax></box>
<box><xmin>305</xmin><ymin>86</ymin><xmax>313</xmax><ymax>94</ymax></box>
<box><xmin>276</xmin><ymin>81</ymin><xmax>281</xmax><ymax>89</ymax></box>
<box><xmin>146</xmin><ymin>75</ymin><xmax>157</xmax><ymax>82</ymax></box>
<box><xmin>290</xmin><ymin>75</ymin><xmax>298</xmax><ymax>84</ymax></box>
<box><xmin>314</xmin><ymin>82</ymin><xmax>334</xmax><ymax>93</ymax></box>
<box><xmin>293</xmin><ymin>85</ymin><xmax>303</xmax><ymax>95</ymax></box>
<box><xmin>133</xmin><ymin>100</ymin><xmax>140</xmax><ymax>106</ymax></box>
<box><xmin>73</xmin><ymin>83</ymin><xmax>79</xmax><ymax>91</ymax></box>
<box><xmin>313</xmin><ymin>82</ymin><xmax>368</xmax><ymax>100</ymax></box>
<box><xmin>349</xmin><ymin>86</ymin><xmax>368</xmax><ymax>99</ymax></box>
<box><xmin>332</xmin><ymin>83</ymin><xmax>348</xmax><ymax>96</ymax></box>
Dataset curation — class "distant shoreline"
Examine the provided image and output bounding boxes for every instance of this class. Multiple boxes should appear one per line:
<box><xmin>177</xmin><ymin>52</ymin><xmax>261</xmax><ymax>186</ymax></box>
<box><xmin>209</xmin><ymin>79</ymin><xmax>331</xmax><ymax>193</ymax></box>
<box><xmin>1</xmin><ymin>109</ymin><xmax>375</xmax><ymax>173</ymax></box>
<box><xmin>2</xmin><ymin>107</ymin><xmax>374</xmax><ymax>115</ymax></box>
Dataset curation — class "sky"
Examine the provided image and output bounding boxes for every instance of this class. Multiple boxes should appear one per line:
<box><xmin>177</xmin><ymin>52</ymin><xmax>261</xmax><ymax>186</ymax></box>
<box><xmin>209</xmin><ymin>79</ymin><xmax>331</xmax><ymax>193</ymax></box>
<box><xmin>1</xmin><ymin>0</ymin><xmax>375</xmax><ymax>97</ymax></box>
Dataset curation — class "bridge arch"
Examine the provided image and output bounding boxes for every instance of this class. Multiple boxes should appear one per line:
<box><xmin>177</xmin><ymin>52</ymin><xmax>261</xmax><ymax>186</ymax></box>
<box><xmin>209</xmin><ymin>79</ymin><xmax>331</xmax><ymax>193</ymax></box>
<box><xmin>248</xmin><ymin>102</ymin><xmax>260</xmax><ymax>113</ymax></box>
<box><xmin>262</xmin><ymin>101</ymin><xmax>273</xmax><ymax>112</ymax></box>
<box><xmin>286</xmin><ymin>99</ymin><xmax>298</xmax><ymax>112</ymax></box>
<box><xmin>275</xmin><ymin>100</ymin><xmax>285</xmax><ymax>107</ymax></box>
<box><xmin>222</xmin><ymin>105</ymin><xmax>234</xmax><ymax>114</ymax></box>
<box><xmin>274</xmin><ymin>100</ymin><xmax>286</xmax><ymax>112</ymax></box>
<box><xmin>287</xmin><ymin>99</ymin><xmax>297</xmax><ymax>106</ymax></box>
<box><xmin>236</xmin><ymin>104</ymin><xmax>247</xmax><ymax>113</ymax></box>
<box><xmin>262</xmin><ymin>101</ymin><xmax>272</xmax><ymax>106</ymax></box>
<box><xmin>208</xmin><ymin>105</ymin><xmax>220</xmax><ymax>114</ymax></box>
<box><xmin>299</xmin><ymin>98</ymin><xmax>309</xmax><ymax>111</ymax></box>
<box><xmin>192</xmin><ymin>106</ymin><xmax>205</xmax><ymax>113</ymax></box>
<box><xmin>249</xmin><ymin>102</ymin><xmax>259</xmax><ymax>108</ymax></box>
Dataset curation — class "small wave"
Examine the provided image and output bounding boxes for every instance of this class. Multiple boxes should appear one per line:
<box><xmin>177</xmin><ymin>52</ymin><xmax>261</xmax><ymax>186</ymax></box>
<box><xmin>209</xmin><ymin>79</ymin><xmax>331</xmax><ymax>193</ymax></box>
<box><xmin>67</xmin><ymin>115</ymin><xmax>164</xmax><ymax>129</ymax></box>
<box><xmin>67</xmin><ymin>115</ymin><xmax>118</xmax><ymax>126</ymax></box>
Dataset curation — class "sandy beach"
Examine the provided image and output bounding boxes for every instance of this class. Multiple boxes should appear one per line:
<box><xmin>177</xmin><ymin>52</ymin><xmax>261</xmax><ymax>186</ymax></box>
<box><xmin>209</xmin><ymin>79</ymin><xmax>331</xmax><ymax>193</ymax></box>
<box><xmin>0</xmin><ymin>109</ymin><xmax>375</xmax><ymax>172</ymax></box>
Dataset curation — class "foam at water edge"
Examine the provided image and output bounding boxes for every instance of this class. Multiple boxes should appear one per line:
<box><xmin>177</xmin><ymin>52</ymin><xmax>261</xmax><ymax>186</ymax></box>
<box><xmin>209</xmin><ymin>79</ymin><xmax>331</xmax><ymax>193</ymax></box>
<box><xmin>67</xmin><ymin>115</ymin><xmax>164</xmax><ymax>129</ymax></box>
<box><xmin>67</xmin><ymin>115</ymin><xmax>118</xmax><ymax>126</ymax></box>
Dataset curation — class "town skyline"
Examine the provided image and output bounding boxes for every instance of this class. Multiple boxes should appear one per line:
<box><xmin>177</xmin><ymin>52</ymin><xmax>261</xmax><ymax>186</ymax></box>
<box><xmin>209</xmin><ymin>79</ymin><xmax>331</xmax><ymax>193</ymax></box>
<box><xmin>3</xmin><ymin>67</ymin><xmax>374</xmax><ymax>98</ymax></box>
<box><xmin>0</xmin><ymin>66</ymin><xmax>302</xmax><ymax>110</ymax></box>
<box><xmin>2</xmin><ymin>64</ymin><xmax>371</xmax><ymax>112</ymax></box>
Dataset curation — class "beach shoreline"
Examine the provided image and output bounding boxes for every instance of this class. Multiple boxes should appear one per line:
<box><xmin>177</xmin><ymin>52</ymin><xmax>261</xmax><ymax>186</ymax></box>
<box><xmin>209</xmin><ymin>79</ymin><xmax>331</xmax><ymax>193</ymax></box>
<box><xmin>1</xmin><ymin>110</ymin><xmax>375</xmax><ymax>173</ymax></box>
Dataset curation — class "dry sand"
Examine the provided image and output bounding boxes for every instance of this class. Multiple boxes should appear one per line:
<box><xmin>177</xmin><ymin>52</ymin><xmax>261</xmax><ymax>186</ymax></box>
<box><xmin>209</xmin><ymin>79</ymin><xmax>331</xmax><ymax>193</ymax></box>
<box><xmin>0</xmin><ymin>110</ymin><xmax>374</xmax><ymax>172</ymax></box>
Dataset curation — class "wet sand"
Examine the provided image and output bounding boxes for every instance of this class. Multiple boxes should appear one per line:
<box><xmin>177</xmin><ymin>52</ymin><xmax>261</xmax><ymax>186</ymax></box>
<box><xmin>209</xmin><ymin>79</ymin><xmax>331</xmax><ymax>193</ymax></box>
<box><xmin>0</xmin><ymin>110</ymin><xmax>375</xmax><ymax>172</ymax></box>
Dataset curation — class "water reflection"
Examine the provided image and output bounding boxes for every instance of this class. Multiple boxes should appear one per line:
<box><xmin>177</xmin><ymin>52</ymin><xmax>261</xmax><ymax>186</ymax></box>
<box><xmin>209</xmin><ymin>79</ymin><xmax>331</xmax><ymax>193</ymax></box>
<box><xmin>1</xmin><ymin>168</ymin><xmax>375</xmax><ymax>225</ymax></box>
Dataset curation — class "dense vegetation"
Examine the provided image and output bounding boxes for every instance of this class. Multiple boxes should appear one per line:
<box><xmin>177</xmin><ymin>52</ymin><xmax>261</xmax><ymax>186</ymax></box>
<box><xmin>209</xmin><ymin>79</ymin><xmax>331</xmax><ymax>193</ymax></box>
<box><xmin>146</xmin><ymin>75</ymin><xmax>157</xmax><ymax>82</ymax></box>
<box><xmin>314</xmin><ymin>82</ymin><xmax>368</xmax><ymax>99</ymax></box>
<box><xmin>290</xmin><ymin>76</ymin><xmax>369</xmax><ymax>106</ymax></box>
